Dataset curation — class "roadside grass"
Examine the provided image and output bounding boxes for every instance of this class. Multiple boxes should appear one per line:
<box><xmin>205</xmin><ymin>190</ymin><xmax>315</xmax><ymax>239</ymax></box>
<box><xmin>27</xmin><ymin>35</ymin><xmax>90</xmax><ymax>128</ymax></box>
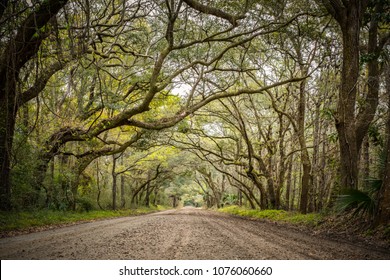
<box><xmin>218</xmin><ymin>206</ymin><xmax>323</xmax><ymax>227</ymax></box>
<box><xmin>0</xmin><ymin>205</ymin><xmax>169</xmax><ymax>233</ymax></box>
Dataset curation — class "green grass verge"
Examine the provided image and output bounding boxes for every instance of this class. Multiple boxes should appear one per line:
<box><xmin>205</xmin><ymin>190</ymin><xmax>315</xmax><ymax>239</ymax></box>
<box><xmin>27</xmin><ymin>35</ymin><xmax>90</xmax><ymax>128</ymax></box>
<box><xmin>0</xmin><ymin>205</ymin><xmax>169</xmax><ymax>233</ymax></box>
<box><xmin>218</xmin><ymin>206</ymin><xmax>323</xmax><ymax>227</ymax></box>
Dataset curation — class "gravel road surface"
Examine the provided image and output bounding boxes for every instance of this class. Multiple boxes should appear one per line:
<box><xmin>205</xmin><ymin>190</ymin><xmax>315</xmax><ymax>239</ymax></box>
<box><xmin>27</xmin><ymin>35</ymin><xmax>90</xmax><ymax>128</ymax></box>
<box><xmin>1</xmin><ymin>207</ymin><xmax>389</xmax><ymax>259</ymax></box>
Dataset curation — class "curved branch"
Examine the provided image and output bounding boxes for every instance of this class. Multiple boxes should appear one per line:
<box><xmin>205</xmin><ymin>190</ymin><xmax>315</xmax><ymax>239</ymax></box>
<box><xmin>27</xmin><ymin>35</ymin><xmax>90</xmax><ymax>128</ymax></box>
<box><xmin>0</xmin><ymin>0</ymin><xmax>69</xmax><ymax>78</ymax></box>
<box><xmin>182</xmin><ymin>0</ymin><xmax>244</xmax><ymax>26</ymax></box>
<box><xmin>125</xmin><ymin>76</ymin><xmax>309</xmax><ymax>130</ymax></box>
<box><xmin>20</xmin><ymin>61</ymin><xmax>65</xmax><ymax>104</ymax></box>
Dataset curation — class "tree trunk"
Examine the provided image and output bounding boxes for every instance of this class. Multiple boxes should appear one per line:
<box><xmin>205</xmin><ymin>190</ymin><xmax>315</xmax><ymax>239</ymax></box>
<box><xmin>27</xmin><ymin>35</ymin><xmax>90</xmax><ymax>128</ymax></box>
<box><xmin>336</xmin><ymin>21</ymin><xmax>360</xmax><ymax>190</ymax></box>
<box><xmin>247</xmin><ymin>171</ymin><xmax>267</xmax><ymax>209</ymax></box>
<box><xmin>312</xmin><ymin>102</ymin><xmax>321</xmax><ymax>211</ymax></box>
<box><xmin>112</xmin><ymin>155</ymin><xmax>117</xmax><ymax>210</ymax></box>
<box><xmin>0</xmin><ymin>64</ymin><xmax>18</xmax><ymax>209</ymax></box>
<box><xmin>153</xmin><ymin>187</ymin><xmax>159</xmax><ymax>207</ymax></box>
<box><xmin>243</xmin><ymin>191</ymin><xmax>256</xmax><ymax>209</ymax></box>
<box><xmin>172</xmin><ymin>195</ymin><xmax>177</xmax><ymax>208</ymax></box>
<box><xmin>276</xmin><ymin>124</ymin><xmax>286</xmax><ymax>209</ymax></box>
<box><xmin>285</xmin><ymin>156</ymin><xmax>293</xmax><ymax>210</ymax></box>
<box><xmin>375</xmin><ymin>64</ymin><xmax>390</xmax><ymax>225</ymax></box>
<box><xmin>120</xmin><ymin>157</ymin><xmax>125</xmax><ymax>208</ymax></box>
<box><xmin>300</xmin><ymin>163</ymin><xmax>311</xmax><ymax>213</ymax></box>
<box><xmin>144</xmin><ymin>173</ymin><xmax>151</xmax><ymax>207</ymax></box>
<box><xmin>377</xmin><ymin>138</ymin><xmax>390</xmax><ymax>225</ymax></box>
<box><xmin>0</xmin><ymin>92</ymin><xmax>16</xmax><ymax>210</ymax></box>
<box><xmin>292</xmin><ymin>164</ymin><xmax>299</xmax><ymax>211</ymax></box>
<box><xmin>320</xmin><ymin>0</ymin><xmax>368</xmax><ymax>190</ymax></box>
<box><xmin>130</xmin><ymin>184</ymin><xmax>138</xmax><ymax>208</ymax></box>
<box><xmin>238</xmin><ymin>190</ymin><xmax>242</xmax><ymax>207</ymax></box>
<box><xmin>297</xmin><ymin>72</ymin><xmax>312</xmax><ymax>214</ymax></box>
<box><xmin>120</xmin><ymin>174</ymin><xmax>125</xmax><ymax>208</ymax></box>
<box><xmin>320</xmin><ymin>0</ymin><xmax>381</xmax><ymax>193</ymax></box>
<box><xmin>96</xmin><ymin>159</ymin><xmax>103</xmax><ymax>210</ymax></box>
<box><xmin>318</xmin><ymin>130</ymin><xmax>328</xmax><ymax>210</ymax></box>
<box><xmin>362</xmin><ymin>136</ymin><xmax>370</xmax><ymax>189</ymax></box>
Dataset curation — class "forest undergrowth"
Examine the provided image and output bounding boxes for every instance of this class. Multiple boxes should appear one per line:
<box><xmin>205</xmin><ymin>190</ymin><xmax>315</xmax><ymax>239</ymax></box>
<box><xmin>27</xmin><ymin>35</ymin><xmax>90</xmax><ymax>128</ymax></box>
<box><xmin>0</xmin><ymin>205</ymin><xmax>169</xmax><ymax>238</ymax></box>
<box><xmin>218</xmin><ymin>206</ymin><xmax>390</xmax><ymax>248</ymax></box>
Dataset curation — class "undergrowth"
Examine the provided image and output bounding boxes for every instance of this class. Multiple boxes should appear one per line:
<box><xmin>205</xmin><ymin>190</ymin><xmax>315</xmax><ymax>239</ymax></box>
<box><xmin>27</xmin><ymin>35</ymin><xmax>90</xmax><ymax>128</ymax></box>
<box><xmin>218</xmin><ymin>206</ymin><xmax>323</xmax><ymax>227</ymax></box>
<box><xmin>0</xmin><ymin>205</ymin><xmax>169</xmax><ymax>233</ymax></box>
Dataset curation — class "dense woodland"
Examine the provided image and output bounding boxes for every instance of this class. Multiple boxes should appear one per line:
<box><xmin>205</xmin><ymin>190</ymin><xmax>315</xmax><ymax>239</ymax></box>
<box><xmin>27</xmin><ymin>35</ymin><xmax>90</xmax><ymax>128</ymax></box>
<box><xmin>0</xmin><ymin>0</ymin><xmax>389</xmax><ymax>226</ymax></box>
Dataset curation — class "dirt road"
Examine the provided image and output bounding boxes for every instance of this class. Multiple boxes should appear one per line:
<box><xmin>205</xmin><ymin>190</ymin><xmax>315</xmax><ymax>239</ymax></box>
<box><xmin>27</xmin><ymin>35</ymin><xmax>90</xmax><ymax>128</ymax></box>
<box><xmin>0</xmin><ymin>207</ymin><xmax>389</xmax><ymax>259</ymax></box>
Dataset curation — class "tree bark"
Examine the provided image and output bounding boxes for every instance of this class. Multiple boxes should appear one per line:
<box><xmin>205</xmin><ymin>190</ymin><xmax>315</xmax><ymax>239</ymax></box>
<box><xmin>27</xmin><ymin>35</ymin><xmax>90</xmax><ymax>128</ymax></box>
<box><xmin>375</xmin><ymin>63</ymin><xmax>390</xmax><ymax>225</ymax></box>
<box><xmin>336</xmin><ymin>7</ymin><xmax>361</xmax><ymax>190</ymax></box>
<box><xmin>0</xmin><ymin>87</ymin><xmax>16</xmax><ymax>210</ymax></box>
<box><xmin>144</xmin><ymin>173</ymin><xmax>151</xmax><ymax>207</ymax></box>
<box><xmin>285</xmin><ymin>156</ymin><xmax>293</xmax><ymax>210</ymax></box>
<box><xmin>362</xmin><ymin>136</ymin><xmax>370</xmax><ymax>189</ymax></box>
<box><xmin>96</xmin><ymin>159</ymin><xmax>104</xmax><ymax>210</ymax></box>
<box><xmin>120</xmin><ymin>174</ymin><xmax>125</xmax><ymax>208</ymax></box>
<box><xmin>153</xmin><ymin>186</ymin><xmax>159</xmax><ymax>207</ymax></box>
<box><xmin>320</xmin><ymin>0</ymin><xmax>370</xmax><ymax>190</ymax></box>
<box><xmin>246</xmin><ymin>171</ymin><xmax>268</xmax><ymax>209</ymax></box>
<box><xmin>112</xmin><ymin>155</ymin><xmax>118</xmax><ymax>210</ymax></box>
<box><xmin>276</xmin><ymin>114</ymin><xmax>287</xmax><ymax>209</ymax></box>
<box><xmin>120</xmin><ymin>156</ymin><xmax>125</xmax><ymax>208</ymax></box>
<box><xmin>297</xmin><ymin>74</ymin><xmax>312</xmax><ymax>214</ymax></box>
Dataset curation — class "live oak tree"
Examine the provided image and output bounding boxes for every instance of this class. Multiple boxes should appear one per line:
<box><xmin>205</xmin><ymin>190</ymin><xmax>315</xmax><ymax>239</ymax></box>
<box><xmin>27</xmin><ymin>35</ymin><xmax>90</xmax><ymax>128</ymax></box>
<box><xmin>317</xmin><ymin>0</ymin><xmax>389</xmax><ymax>190</ymax></box>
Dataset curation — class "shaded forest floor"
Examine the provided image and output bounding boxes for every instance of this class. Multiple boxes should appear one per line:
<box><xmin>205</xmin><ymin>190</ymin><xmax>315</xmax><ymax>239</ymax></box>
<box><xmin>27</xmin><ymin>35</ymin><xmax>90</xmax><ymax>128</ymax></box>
<box><xmin>0</xmin><ymin>206</ymin><xmax>168</xmax><ymax>238</ymax></box>
<box><xmin>315</xmin><ymin>213</ymin><xmax>390</xmax><ymax>250</ymax></box>
<box><xmin>218</xmin><ymin>206</ymin><xmax>390</xmax><ymax>251</ymax></box>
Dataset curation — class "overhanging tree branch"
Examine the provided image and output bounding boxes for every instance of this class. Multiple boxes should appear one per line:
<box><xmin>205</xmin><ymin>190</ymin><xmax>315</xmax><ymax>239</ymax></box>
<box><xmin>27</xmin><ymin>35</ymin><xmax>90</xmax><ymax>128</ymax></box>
<box><xmin>182</xmin><ymin>0</ymin><xmax>245</xmax><ymax>26</ymax></box>
<box><xmin>124</xmin><ymin>76</ymin><xmax>309</xmax><ymax>130</ymax></box>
